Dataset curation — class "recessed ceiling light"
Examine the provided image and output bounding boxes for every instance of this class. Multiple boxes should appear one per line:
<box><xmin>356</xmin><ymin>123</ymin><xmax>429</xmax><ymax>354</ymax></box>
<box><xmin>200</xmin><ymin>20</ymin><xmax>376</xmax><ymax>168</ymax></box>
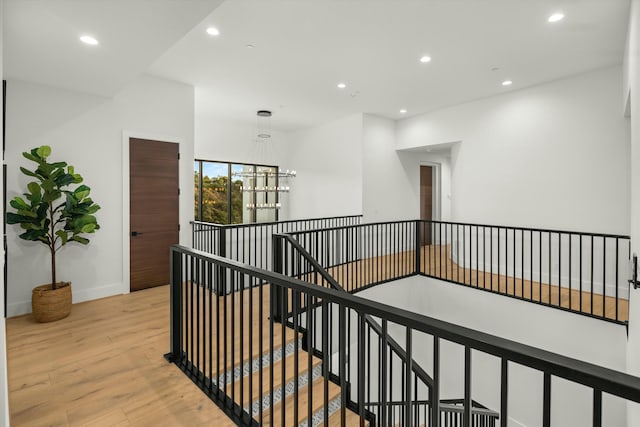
<box><xmin>502</xmin><ymin>80</ymin><xmax>513</xmax><ymax>86</ymax></box>
<box><xmin>419</xmin><ymin>55</ymin><xmax>432</xmax><ymax>63</ymax></box>
<box><xmin>206</xmin><ymin>26</ymin><xmax>220</xmax><ymax>36</ymax></box>
<box><xmin>400</xmin><ymin>109</ymin><xmax>407</xmax><ymax>114</ymax></box>
<box><xmin>548</xmin><ymin>13</ymin><xmax>564</xmax><ymax>23</ymax></box>
<box><xmin>337</xmin><ymin>82</ymin><xmax>347</xmax><ymax>89</ymax></box>
<box><xmin>80</xmin><ymin>35</ymin><xmax>98</xmax><ymax>46</ymax></box>
<box><xmin>245</xmin><ymin>44</ymin><xmax>255</xmax><ymax>49</ymax></box>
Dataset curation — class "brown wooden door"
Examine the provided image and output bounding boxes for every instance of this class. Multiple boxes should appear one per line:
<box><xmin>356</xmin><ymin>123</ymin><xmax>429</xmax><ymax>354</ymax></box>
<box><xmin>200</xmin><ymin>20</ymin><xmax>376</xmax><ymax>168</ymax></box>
<box><xmin>420</xmin><ymin>165</ymin><xmax>433</xmax><ymax>245</ymax></box>
<box><xmin>130</xmin><ymin>138</ymin><xmax>179</xmax><ymax>291</ymax></box>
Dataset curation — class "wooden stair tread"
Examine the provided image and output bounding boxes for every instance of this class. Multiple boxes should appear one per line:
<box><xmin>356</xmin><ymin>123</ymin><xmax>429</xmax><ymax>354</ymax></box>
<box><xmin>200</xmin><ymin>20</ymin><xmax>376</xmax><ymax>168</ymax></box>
<box><xmin>228</xmin><ymin>327</ymin><xmax>301</xmax><ymax>371</ymax></box>
<box><xmin>182</xmin><ymin>282</ymin><xmax>302</xmax><ymax>372</ymax></box>
<box><xmin>259</xmin><ymin>377</ymin><xmax>341</xmax><ymax>426</ymax></box>
<box><xmin>236</xmin><ymin>351</ymin><xmax>323</xmax><ymax>406</ymax></box>
<box><xmin>328</xmin><ymin>408</ymin><xmax>370</xmax><ymax>426</ymax></box>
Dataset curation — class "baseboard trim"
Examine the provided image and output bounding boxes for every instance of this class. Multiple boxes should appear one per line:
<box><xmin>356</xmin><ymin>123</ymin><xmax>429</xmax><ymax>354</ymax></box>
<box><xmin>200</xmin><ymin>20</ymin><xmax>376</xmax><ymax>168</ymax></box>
<box><xmin>7</xmin><ymin>282</ymin><xmax>124</xmax><ymax>318</ymax></box>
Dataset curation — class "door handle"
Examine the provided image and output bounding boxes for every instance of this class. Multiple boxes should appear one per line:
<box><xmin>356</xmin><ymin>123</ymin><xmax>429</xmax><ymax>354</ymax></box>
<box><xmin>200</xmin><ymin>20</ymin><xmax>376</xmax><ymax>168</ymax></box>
<box><xmin>131</xmin><ymin>231</ymin><xmax>143</xmax><ymax>237</ymax></box>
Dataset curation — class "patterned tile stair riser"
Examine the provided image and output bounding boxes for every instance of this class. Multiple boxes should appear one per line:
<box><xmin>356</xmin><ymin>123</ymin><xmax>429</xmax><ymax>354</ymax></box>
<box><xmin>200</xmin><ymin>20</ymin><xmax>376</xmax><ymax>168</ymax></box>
<box><xmin>303</xmin><ymin>396</ymin><xmax>342</xmax><ymax>427</ymax></box>
<box><xmin>212</xmin><ymin>336</ymin><xmax>344</xmax><ymax>427</ymax></box>
<box><xmin>248</xmin><ymin>363</ymin><xmax>323</xmax><ymax>416</ymax></box>
<box><xmin>213</xmin><ymin>338</ymin><xmax>303</xmax><ymax>387</ymax></box>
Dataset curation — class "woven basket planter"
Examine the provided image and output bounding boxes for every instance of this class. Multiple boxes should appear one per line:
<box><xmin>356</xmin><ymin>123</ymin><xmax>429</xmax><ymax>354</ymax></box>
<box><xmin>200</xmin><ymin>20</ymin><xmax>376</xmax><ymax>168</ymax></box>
<box><xmin>31</xmin><ymin>282</ymin><xmax>72</xmax><ymax>323</ymax></box>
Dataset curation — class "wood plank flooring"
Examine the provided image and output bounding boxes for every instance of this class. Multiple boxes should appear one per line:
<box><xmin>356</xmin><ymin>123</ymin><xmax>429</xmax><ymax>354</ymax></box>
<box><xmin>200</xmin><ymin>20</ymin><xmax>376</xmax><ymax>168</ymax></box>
<box><xmin>7</xmin><ymin>284</ymin><xmax>363</xmax><ymax>427</ymax></box>
<box><xmin>6</xmin><ymin>286</ymin><xmax>236</xmax><ymax>427</ymax></box>
<box><xmin>321</xmin><ymin>245</ymin><xmax>628</xmax><ymax>322</ymax></box>
<box><xmin>420</xmin><ymin>245</ymin><xmax>629</xmax><ymax>322</ymax></box>
<box><xmin>6</xmin><ymin>243</ymin><xmax>626</xmax><ymax>426</ymax></box>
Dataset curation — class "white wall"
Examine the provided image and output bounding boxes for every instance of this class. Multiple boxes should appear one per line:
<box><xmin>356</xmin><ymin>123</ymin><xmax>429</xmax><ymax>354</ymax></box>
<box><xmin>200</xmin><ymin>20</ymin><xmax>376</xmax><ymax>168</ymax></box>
<box><xmin>625</xmin><ymin>1</ymin><xmax>640</xmax><ymax>426</ymax></box>
<box><xmin>287</xmin><ymin>114</ymin><xmax>363</xmax><ymax>219</ymax></box>
<box><xmin>358</xmin><ymin>276</ymin><xmax>628</xmax><ymax>427</ymax></box>
<box><xmin>397</xmin><ymin>67</ymin><xmax>631</xmax><ymax>234</ymax></box>
<box><xmin>0</xmin><ymin>0</ymin><xmax>10</xmax><ymax>422</ymax></box>
<box><xmin>363</xmin><ymin>114</ymin><xmax>451</xmax><ymax>222</ymax></box>
<box><xmin>5</xmin><ymin>74</ymin><xmax>195</xmax><ymax>316</ymax></box>
<box><xmin>194</xmin><ymin>108</ymin><xmax>292</xmax><ymax>220</ymax></box>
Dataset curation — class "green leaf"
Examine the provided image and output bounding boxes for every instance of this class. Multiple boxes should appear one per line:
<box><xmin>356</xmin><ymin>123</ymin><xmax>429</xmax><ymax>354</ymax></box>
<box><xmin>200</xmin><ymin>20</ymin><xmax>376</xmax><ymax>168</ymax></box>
<box><xmin>27</xmin><ymin>182</ymin><xmax>40</xmax><ymax>195</ymax></box>
<box><xmin>43</xmin><ymin>189</ymin><xmax>62</xmax><ymax>203</ymax></box>
<box><xmin>80</xmin><ymin>224</ymin><xmax>96</xmax><ymax>233</ymax></box>
<box><xmin>9</xmin><ymin>197</ymin><xmax>29</xmax><ymax>210</ymax></box>
<box><xmin>26</xmin><ymin>193</ymin><xmax>42</xmax><ymax>204</ymax></box>
<box><xmin>55</xmin><ymin>230</ymin><xmax>69</xmax><ymax>245</ymax></box>
<box><xmin>49</xmin><ymin>161</ymin><xmax>67</xmax><ymax>169</ymax></box>
<box><xmin>85</xmin><ymin>204</ymin><xmax>101</xmax><ymax>214</ymax></box>
<box><xmin>36</xmin><ymin>203</ymin><xmax>48</xmax><ymax>219</ymax></box>
<box><xmin>36</xmin><ymin>146</ymin><xmax>51</xmax><ymax>159</ymax></box>
<box><xmin>71</xmin><ymin>236</ymin><xmax>89</xmax><ymax>245</ymax></box>
<box><xmin>19</xmin><ymin>167</ymin><xmax>40</xmax><ymax>179</ymax></box>
<box><xmin>19</xmin><ymin>228</ymin><xmax>48</xmax><ymax>242</ymax></box>
<box><xmin>55</xmin><ymin>174</ymin><xmax>75</xmax><ymax>187</ymax></box>
<box><xmin>6</xmin><ymin>212</ymin><xmax>29</xmax><ymax>224</ymax></box>
<box><xmin>10</xmin><ymin>146</ymin><xmax>100</xmax><ymax>253</ymax></box>
<box><xmin>74</xmin><ymin>185</ymin><xmax>90</xmax><ymax>201</ymax></box>
<box><xmin>37</xmin><ymin>163</ymin><xmax>53</xmax><ymax>178</ymax></box>
<box><xmin>41</xmin><ymin>179</ymin><xmax>55</xmax><ymax>192</ymax></box>
<box><xmin>50</xmin><ymin>168</ymin><xmax>64</xmax><ymax>181</ymax></box>
<box><xmin>22</xmin><ymin>151</ymin><xmax>39</xmax><ymax>162</ymax></box>
<box><xmin>16</xmin><ymin>209</ymin><xmax>38</xmax><ymax>218</ymax></box>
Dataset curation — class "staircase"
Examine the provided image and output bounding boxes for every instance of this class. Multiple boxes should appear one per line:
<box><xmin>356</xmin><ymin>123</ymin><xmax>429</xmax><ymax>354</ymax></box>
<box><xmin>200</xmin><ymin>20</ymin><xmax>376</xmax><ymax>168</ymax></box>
<box><xmin>172</xmin><ymin>281</ymin><xmax>366</xmax><ymax>426</ymax></box>
<box><xmin>167</xmin><ymin>245</ymin><xmax>500</xmax><ymax>426</ymax></box>
<box><xmin>173</xmin><ymin>218</ymin><xmax>638</xmax><ymax>426</ymax></box>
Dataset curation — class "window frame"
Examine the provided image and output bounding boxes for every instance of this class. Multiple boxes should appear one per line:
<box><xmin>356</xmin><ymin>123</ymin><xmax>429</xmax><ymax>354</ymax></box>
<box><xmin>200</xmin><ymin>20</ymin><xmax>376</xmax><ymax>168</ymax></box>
<box><xmin>195</xmin><ymin>158</ymin><xmax>280</xmax><ymax>224</ymax></box>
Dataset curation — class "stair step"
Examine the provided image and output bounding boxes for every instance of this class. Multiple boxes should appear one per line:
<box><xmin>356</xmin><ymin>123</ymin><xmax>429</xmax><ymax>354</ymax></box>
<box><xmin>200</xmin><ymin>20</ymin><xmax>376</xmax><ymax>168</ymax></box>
<box><xmin>328</xmin><ymin>409</ymin><xmax>370</xmax><ymax>426</ymax></box>
<box><xmin>259</xmin><ymin>377</ymin><xmax>341</xmax><ymax>426</ymax></box>
<box><xmin>237</xmin><ymin>351</ymin><xmax>323</xmax><ymax>412</ymax></box>
<box><xmin>215</xmin><ymin>338</ymin><xmax>303</xmax><ymax>386</ymax></box>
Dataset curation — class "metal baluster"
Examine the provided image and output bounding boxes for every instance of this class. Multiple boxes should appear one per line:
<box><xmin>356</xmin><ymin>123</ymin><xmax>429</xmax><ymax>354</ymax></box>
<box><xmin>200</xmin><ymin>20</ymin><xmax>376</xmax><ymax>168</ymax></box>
<box><xmin>500</xmin><ymin>359</ymin><xmax>508</xmax><ymax>427</ymax></box>
<box><xmin>543</xmin><ymin>373</ymin><xmax>551</xmax><ymax>427</ymax></box>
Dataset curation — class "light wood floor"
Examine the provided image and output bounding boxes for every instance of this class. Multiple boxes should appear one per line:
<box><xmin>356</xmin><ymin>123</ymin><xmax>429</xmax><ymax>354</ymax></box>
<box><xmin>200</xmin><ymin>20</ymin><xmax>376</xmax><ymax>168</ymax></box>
<box><xmin>420</xmin><ymin>245</ymin><xmax>629</xmax><ymax>322</ymax></box>
<box><xmin>7</xmin><ymin>244</ymin><xmax>625</xmax><ymax>426</ymax></box>
<box><xmin>321</xmin><ymin>245</ymin><xmax>628</xmax><ymax>322</ymax></box>
<box><xmin>7</xmin><ymin>285</ymin><xmax>363</xmax><ymax>427</ymax></box>
<box><xmin>6</xmin><ymin>286</ymin><xmax>237</xmax><ymax>427</ymax></box>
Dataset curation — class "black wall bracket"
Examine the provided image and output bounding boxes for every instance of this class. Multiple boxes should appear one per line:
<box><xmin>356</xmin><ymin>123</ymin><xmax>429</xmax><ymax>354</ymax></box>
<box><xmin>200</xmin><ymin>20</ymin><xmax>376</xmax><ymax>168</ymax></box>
<box><xmin>630</xmin><ymin>254</ymin><xmax>639</xmax><ymax>290</ymax></box>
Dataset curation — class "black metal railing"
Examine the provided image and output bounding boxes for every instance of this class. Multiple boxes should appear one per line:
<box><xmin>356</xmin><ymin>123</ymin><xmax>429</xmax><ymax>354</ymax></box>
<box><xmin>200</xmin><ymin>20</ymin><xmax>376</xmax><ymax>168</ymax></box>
<box><xmin>191</xmin><ymin>214</ymin><xmax>362</xmax><ymax>272</ymax></box>
<box><xmin>285</xmin><ymin>219</ymin><xmax>630</xmax><ymax>323</ymax></box>
<box><xmin>420</xmin><ymin>220</ymin><xmax>630</xmax><ymax>323</ymax></box>
<box><xmin>285</xmin><ymin>220</ymin><xmax>418</xmax><ymax>293</ymax></box>
<box><xmin>167</xmin><ymin>244</ymin><xmax>640</xmax><ymax>426</ymax></box>
<box><xmin>363</xmin><ymin>400</ymin><xmax>499</xmax><ymax>427</ymax></box>
<box><xmin>272</xmin><ymin>232</ymin><xmax>436</xmax><ymax>425</ymax></box>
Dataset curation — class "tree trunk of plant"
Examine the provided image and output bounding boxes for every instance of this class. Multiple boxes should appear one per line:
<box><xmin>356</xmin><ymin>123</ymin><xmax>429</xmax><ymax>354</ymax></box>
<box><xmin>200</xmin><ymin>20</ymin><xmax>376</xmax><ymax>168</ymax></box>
<box><xmin>49</xmin><ymin>204</ymin><xmax>57</xmax><ymax>289</ymax></box>
<box><xmin>51</xmin><ymin>245</ymin><xmax>56</xmax><ymax>290</ymax></box>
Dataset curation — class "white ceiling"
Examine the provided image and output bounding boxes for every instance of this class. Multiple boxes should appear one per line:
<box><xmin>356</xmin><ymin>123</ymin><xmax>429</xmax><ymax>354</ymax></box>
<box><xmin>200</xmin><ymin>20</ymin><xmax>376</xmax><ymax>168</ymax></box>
<box><xmin>149</xmin><ymin>0</ymin><xmax>630</xmax><ymax>131</ymax></box>
<box><xmin>3</xmin><ymin>0</ymin><xmax>224</xmax><ymax>97</ymax></box>
<box><xmin>3</xmin><ymin>0</ymin><xmax>630</xmax><ymax>131</ymax></box>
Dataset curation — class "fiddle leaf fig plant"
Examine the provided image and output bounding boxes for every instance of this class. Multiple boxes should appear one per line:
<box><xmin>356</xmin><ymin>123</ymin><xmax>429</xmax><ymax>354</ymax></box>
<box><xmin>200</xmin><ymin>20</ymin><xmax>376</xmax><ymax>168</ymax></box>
<box><xmin>6</xmin><ymin>146</ymin><xmax>101</xmax><ymax>288</ymax></box>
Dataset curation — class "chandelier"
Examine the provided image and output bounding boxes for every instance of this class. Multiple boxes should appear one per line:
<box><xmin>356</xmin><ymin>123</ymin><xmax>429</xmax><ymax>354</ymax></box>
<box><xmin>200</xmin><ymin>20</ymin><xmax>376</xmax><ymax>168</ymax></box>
<box><xmin>232</xmin><ymin>110</ymin><xmax>296</xmax><ymax>210</ymax></box>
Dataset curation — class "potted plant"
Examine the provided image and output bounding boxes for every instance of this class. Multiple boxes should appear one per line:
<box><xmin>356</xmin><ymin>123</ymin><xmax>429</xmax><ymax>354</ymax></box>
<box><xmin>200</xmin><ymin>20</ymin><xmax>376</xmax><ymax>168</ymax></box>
<box><xmin>6</xmin><ymin>145</ymin><xmax>100</xmax><ymax>322</ymax></box>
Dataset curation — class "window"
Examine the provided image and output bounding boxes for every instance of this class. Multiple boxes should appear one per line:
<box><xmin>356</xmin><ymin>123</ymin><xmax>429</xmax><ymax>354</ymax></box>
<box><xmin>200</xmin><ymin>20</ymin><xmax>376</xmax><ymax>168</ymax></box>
<box><xmin>194</xmin><ymin>159</ymin><xmax>279</xmax><ymax>224</ymax></box>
